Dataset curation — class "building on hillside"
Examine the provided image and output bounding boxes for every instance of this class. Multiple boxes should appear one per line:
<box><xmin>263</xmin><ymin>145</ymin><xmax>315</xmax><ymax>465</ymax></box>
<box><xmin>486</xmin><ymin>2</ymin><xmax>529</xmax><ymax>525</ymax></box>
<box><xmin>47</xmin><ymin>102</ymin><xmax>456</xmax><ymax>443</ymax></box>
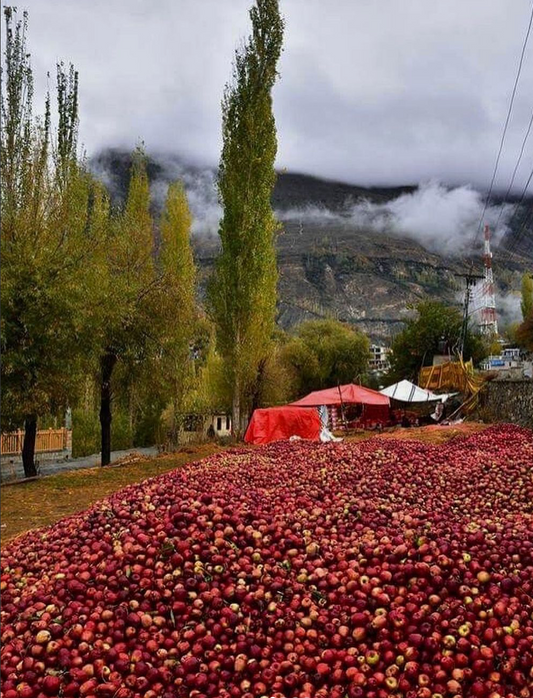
<box><xmin>369</xmin><ymin>345</ymin><xmax>392</xmax><ymax>373</ymax></box>
<box><xmin>480</xmin><ymin>348</ymin><xmax>531</xmax><ymax>378</ymax></box>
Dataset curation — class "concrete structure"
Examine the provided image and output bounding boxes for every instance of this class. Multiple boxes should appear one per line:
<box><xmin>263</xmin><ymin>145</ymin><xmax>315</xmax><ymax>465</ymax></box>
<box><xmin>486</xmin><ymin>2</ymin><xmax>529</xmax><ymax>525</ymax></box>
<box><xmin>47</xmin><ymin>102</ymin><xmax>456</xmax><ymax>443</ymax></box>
<box><xmin>369</xmin><ymin>345</ymin><xmax>392</xmax><ymax>373</ymax></box>
<box><xmin>480</xmin><ymin>348</ymin><xmax>530</xmax><ymax>376</ymax></box>
<box><xmin>181</xmin><ymin>413</ymin><xmax>232</xmax><ymax>444</ymax></box>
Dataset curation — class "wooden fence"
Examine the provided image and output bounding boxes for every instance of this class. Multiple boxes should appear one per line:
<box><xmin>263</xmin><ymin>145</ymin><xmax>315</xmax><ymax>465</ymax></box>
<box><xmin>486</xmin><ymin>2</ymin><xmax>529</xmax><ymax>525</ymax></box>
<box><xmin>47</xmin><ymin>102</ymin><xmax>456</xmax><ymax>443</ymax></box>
<box><xmin>1</xmin><ymin>428</ymin><xmax>70</xmax><ymax>456</ymax></box>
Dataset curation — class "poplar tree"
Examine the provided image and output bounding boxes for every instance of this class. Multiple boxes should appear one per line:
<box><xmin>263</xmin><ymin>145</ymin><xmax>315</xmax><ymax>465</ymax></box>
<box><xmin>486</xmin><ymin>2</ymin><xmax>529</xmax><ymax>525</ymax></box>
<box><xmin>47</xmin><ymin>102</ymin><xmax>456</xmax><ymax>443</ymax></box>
<box><xmin>97</xmin><ymin>148</ymin><xmax>156</xmax><ymax>466</ymax></box>
<box><xmin>521</xmin><ymin>272</ymin><xmax>533</xmax><ymax>320</ymax></box>
<box><xmin>209</xmin><ymin>0</ymin><xmax>284</xmax><ymax>435</ymax></box>
<box><xmin>157</xmin><ymin>182</ymin><xmax>197</xmax><ymax>447</ymax></box>
<box><xmin>517</xmin><ymin>273</ymin><xmax>533</xmax><ymax>350</ymax></box>
<box><xmin>1</xmin><ymin>8</ymin><xmax>106</xmax><ymax>476</ymax></box>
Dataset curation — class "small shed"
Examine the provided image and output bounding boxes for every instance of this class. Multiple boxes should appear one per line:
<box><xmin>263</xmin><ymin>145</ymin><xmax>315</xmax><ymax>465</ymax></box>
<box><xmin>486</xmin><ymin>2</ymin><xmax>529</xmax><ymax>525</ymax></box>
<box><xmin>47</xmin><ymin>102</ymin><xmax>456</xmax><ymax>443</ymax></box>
<box><xmin>181</xmin><ymin>413</ymin><xmax>232</xmax><ymax>443</ymax></box>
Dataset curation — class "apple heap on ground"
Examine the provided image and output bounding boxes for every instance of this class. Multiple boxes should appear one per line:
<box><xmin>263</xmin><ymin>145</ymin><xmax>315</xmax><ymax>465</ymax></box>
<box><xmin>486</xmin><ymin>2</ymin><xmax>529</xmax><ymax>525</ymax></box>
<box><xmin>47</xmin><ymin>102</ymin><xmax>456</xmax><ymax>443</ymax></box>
<box><xmin>1</xmin><ymin>424</ymin><xmax>532</xmax><ymax>698</ymax></box>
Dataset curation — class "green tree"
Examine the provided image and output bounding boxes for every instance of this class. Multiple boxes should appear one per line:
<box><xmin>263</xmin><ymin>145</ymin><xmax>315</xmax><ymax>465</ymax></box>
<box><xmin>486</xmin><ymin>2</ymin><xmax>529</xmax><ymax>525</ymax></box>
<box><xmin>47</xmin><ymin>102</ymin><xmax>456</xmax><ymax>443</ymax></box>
<box><xmin>249</xmin><ymin>329</ymin><xmax>294</xmax><ymax>411</ymax></box>
<box><xmin>94</xmin><ymin>154</ymin><xmax>199</xmax><ymax>463</ymax></box>
<box><xmin>516</xmin><ymin>273</ymin><xmax>533</xmax><ymax>350</ymax></box>
<box><xmin>208</xmin><ymin>0</ymin><xmax>284</xmax><ymax>436</ymax></box>
<box><xmin>149</xmin><ymin>181</ymin><xmax>197</xmax><ymax>448</ymax></box>
<box><xmin>521</xmin><ymin>273</ymin><xmax>533</xmax><ymax>320</ymax></box>
<box><xmin>95</xmin><ymin>148</ymin><xmax>157</xmax><ymax>465</ymax></box>
<box><xmin>388</xmin><ymin>301</ymin><xmax>487</xmax><ymax>383</ymax></box>
<box><xmin>516</xmin><ymin>314</ymin><xmax>533</xmax><ymax>351</ymax></box>
<box><xmin>281</xmin><ymin>319</ymin><xmax>370</xmax><ymax>398</ymax></box>
<box><xmin>0</xmin><ymin>8</ymin><xmax>106</xmax><ymax>476</ymax></box>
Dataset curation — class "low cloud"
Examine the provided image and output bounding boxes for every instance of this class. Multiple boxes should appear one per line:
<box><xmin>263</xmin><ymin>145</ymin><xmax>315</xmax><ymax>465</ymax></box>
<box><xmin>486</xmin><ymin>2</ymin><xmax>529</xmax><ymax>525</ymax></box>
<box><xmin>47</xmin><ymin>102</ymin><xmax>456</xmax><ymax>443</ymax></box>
<box><xmin>467</xmin><ymin>284</ymin><xmax>522</xmax><ymax>330</ymax></box>
<box><xmin>494</xmin><ymin>292</ymin><xmax>523</xmax><ymax>327</ymax></box>
<box><xmin>151</xmin><ymin>157</ymin><xmax>221</xmax><ymax>237</ymax></box>
<box><xmin>280</xmin><ymin>181</ymin><xmax>514</xmax><ymax>255</ymax></box>
<box><xmin>92</xmin><ymin>151</ymin><xmax>518</xmax><ymax>258</ymax></box>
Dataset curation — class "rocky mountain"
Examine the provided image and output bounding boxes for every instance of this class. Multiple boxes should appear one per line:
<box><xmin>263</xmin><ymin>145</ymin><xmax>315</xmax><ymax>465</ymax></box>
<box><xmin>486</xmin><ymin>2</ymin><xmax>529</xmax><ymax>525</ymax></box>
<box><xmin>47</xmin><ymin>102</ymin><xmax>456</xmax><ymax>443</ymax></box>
<box><xmin>90</xmin><ymin>149</ymin><xmax>532</xmax><ymax>343</ymax></box>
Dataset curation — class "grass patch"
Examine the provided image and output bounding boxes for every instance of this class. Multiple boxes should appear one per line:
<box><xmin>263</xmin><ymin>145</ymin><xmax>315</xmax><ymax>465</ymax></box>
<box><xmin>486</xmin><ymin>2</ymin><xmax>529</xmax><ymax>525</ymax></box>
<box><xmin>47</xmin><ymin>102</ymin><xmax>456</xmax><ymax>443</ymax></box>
<box><xmin>1</xmin><ymin>444</ymin><xmax>224</xmax><ymax>548</ymax></box>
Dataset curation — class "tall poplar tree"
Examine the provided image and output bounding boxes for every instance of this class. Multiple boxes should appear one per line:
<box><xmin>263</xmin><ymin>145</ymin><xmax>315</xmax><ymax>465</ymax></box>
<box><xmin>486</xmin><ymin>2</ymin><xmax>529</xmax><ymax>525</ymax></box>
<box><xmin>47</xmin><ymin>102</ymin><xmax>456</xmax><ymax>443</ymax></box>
<box><xmin>97</xmin><ymin>148</ymin><xmax>156</xmax><ymax>466</ymax></box>
<box><xmin>521</xmin><ymin>272</ymin><xmax>533</xmax><ymax>320</ymax></box>
<box><xmin>157</xmin><ymin>182</ymin><xmax>197</xmax><ymax>447</ymax></box>
<box><xmin>209</xmin><ymin>0</ymin><xmax>284</xmax><ymax>435</ymax></box>
<box><xmin>1</xmin><ymin>8</ymin><xmax>106</xmax><ymax>476</ymax></box>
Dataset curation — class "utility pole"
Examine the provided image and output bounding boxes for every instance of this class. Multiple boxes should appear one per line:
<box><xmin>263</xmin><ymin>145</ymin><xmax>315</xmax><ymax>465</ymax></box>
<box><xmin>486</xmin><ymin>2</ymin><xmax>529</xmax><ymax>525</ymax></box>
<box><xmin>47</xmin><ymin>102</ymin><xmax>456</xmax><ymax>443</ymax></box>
<box><xmin>455</xmin><ymin>269</ymin><xmax>483</xmax><ymax>357</ymax></box>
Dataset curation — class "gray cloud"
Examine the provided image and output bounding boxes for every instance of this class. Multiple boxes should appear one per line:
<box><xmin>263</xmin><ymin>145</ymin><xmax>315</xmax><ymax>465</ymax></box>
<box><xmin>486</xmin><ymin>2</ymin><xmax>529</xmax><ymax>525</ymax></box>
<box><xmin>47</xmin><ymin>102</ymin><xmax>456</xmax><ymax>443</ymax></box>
<box><xmin>278</xmin><ymin>181</ymin><xmax>515</xmax><ymax>254</ymax></box>
<box><xmin>8</xmin><ymin>0</ymin><xmax>533</xmax><ymax>191</ymax></box>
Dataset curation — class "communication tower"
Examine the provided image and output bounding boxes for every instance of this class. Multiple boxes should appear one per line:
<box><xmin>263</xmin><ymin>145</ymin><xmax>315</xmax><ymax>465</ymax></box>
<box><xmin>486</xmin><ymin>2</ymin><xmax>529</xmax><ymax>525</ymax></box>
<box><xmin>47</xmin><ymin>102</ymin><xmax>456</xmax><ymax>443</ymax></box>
<box><xmin>478</xmin><ymin>224</ymin><xmax>498</xmax><ymax>336</ymax></box>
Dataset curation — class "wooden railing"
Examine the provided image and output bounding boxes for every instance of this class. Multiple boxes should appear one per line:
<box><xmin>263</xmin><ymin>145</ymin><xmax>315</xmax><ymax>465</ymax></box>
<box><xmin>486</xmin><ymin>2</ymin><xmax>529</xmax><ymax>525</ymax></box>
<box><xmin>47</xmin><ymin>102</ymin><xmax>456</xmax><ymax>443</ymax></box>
<box><xmin>1</xmin><ymin>428</ymin><xmax>70</xmax><ymax>456</ymax></box>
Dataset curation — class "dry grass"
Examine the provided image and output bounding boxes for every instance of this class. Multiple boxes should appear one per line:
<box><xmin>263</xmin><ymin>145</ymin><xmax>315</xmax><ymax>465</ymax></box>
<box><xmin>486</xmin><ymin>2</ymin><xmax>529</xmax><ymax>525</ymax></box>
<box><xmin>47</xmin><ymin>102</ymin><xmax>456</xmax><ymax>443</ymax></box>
<box><xmin>0</xmin><ymin>444</ymin><xmax>224</xmax><ymax>548</ymax></box>
<box><xmin>1</xmin><ymin>423</ymin><xmax>489</xmax><ymax>548</ymax></box>
<box><xmin>374</xmin><ymin>422</ymin><xmax>488</xmax><ymax>444</ymax></box>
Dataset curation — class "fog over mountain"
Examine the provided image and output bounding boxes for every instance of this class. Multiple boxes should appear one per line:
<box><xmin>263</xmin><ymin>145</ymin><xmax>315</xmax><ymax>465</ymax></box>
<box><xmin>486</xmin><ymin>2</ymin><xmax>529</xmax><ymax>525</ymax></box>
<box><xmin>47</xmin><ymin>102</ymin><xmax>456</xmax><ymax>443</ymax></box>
<box><xmin>91</xmin><ymin>149</ymin><xmax>531</xmax><ymax>339</ymax></box>
<box><xmin>91</xmin><ymin>150</ymin><xmax>521</xmax><ymax>256</ymax></box>
<box><xmin>9</xmin><ymin>0</ymin><xmax>533</xmax><ymax>338</ymax></box>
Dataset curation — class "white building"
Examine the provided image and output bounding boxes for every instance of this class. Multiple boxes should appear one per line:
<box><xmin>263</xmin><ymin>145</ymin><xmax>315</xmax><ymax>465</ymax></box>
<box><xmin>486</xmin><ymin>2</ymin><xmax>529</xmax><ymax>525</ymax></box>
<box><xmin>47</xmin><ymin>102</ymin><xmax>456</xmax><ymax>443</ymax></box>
<box><xmin>369</xmin><ymin>345</ymin><xmax>392</xmax><ymax>373</ymax></box>
<box><xmin>181</xmin><ymin>413</ymin><xmax>232</xmax><ymax>443</ymax></box>
<box><xmin>480</xmin><ymin>348</ymin><xmax>525</xmax><ymax>373</ymax></box>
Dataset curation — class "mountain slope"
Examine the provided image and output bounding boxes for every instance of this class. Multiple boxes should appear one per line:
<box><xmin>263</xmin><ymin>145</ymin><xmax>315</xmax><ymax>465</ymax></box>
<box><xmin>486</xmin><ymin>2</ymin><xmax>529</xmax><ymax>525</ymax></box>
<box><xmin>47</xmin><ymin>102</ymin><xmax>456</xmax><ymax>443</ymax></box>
<box><xmin>90</xmin><ymin>149</ymin><xmax>532</xmax><ymax>342</ymax></box>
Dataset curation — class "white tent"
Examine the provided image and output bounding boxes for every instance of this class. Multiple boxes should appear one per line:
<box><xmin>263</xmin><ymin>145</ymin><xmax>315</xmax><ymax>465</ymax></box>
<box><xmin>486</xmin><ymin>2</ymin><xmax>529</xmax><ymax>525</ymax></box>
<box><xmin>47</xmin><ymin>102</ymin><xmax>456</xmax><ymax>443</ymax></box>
<box><xmin>380</xmin><ymin>379</ymin><xmax>453</xmax><ymax>403</ymax></box>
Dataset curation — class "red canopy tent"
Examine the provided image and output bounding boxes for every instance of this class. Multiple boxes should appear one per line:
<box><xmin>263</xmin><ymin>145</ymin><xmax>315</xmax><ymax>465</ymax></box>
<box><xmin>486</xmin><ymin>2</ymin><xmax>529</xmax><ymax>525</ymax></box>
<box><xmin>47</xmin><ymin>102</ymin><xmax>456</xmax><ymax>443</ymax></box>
<box><xmin>244</xmin><ymin>406</ymin><xmax>321</xmax><ymax>445</ymax></box>
<box><xmin>292</xmin><ymin>383</ymin><xmax>390</xmax><ymax>427</ymax></box>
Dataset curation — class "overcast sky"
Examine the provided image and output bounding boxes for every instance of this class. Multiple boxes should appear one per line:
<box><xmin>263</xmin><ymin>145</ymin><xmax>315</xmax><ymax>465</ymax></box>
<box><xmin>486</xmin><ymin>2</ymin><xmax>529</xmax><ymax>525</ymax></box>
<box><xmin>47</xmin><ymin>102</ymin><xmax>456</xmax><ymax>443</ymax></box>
<box><xmin>4</xmin><ymin>0</ymin><xmax>533</xmax><ymax>190</ymax></box>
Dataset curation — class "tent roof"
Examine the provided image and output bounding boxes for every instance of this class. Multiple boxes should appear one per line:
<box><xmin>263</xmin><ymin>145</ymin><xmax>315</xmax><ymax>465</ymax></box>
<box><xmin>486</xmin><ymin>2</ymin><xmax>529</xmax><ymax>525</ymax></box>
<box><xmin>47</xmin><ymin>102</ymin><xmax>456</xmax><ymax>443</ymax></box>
<box><xmin>292</xmin><ymin>383</ymin><xmax>390</xmax><ymax>407</ymax></box>
<box><xmin>380</xmin><ymin>379</ymin><xmax>451</xmax><ymax>403</ymax></box>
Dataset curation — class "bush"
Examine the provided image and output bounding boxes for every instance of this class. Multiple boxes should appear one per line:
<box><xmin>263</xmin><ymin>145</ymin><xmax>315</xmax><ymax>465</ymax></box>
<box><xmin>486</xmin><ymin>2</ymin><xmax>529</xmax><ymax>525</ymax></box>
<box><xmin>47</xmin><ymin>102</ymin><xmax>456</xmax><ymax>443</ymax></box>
<box><xmin>71</xmin><ymin>408</ymin><xmax>99</xmax><ymax>458</ymax></box>
<box><xmin>110</xmin><ymin>410</ymin><xmax>133</xmax><ymax>452</ymax></box>
<box><xmin>72</xmin><ymin>407</ymin><xmax>135</xmax><ymax>457</ymax></box>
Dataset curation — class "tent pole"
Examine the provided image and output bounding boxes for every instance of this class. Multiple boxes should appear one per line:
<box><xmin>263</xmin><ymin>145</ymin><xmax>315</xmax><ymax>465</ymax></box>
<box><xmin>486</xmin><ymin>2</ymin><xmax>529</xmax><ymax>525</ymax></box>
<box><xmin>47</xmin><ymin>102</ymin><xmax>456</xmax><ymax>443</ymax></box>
<box><xmin>337</xmin><ymin>383</ymin><xmax>347</xmax><ymax>431</ymax></box>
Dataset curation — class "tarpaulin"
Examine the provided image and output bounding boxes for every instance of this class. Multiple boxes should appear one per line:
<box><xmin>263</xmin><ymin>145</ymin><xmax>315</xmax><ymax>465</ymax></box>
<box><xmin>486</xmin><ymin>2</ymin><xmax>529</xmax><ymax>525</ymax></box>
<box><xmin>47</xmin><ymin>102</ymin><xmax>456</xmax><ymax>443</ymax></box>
<box><xmin>380</xmin><ymin>379</ymin><xmax>454</xmax><ymax>403</ymax></box>
<box><xmin>244</xmin><ymin>406</ymin><xmax>322</xmax><ymax>445</ymax></box>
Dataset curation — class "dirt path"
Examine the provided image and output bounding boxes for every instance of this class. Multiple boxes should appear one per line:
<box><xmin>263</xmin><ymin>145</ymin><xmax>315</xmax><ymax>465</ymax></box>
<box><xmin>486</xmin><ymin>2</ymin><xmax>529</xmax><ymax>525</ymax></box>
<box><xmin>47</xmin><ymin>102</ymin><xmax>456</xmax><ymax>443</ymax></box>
<box><xmin>0</xmin><ymin>446</ymin><xmax>159</xmax><ymax>484</ymax></box>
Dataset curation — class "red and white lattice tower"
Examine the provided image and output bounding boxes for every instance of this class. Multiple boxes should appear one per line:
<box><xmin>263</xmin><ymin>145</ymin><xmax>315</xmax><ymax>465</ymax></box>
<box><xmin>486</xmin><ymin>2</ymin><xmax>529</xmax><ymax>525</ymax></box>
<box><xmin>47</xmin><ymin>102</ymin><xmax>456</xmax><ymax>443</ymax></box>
<box><xmin>478</xmin><ymin>224</ymin><xmax>498</xmax><ymax>336</ymax></box>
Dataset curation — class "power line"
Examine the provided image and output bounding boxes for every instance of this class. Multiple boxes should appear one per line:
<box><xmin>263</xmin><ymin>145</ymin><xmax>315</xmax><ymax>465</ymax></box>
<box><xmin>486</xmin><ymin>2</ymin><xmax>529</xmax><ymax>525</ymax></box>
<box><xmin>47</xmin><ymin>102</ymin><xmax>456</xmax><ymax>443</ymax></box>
<box><xmin>509</xmin><ymin>162</ymin><xmax>533</xmax><ymax>221</ymax></box>
<box><xmin>473</xmin><ymin>0</ymin><xmax>533</xmax><ymax>247</ymax></box>
<box><xmin>494</xmin><ymin>107</ymin><xmax>533</xmax><ymax>231</ymax></box>
<box><xmin>497</xmin><ymin>166</ymin><xmax>533</xmax><ymax>261</ymax></box>
<box><xmin>500</xmin><ymin>195</ymin><xmax>533</xmax><ymax>261</ymax></box>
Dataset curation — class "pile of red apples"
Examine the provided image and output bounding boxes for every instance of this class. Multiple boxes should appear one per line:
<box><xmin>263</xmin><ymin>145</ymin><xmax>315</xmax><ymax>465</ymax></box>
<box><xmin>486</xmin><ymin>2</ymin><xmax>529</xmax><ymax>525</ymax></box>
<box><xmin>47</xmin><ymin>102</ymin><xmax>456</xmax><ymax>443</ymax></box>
<box><xmin>1</xmin><ymin>424</ymin><xmax>532</xmax><ymax>698</ymax></box>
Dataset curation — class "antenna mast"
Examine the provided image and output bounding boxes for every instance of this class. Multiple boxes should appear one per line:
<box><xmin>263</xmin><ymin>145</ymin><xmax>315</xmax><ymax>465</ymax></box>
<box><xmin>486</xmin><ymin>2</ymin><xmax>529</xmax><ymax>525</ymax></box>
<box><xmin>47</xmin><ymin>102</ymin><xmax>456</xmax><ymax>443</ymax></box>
<box><xmin>478</xmin><ymin>224</ymin><xmax>498</xmax><ymax>336</ymax></box>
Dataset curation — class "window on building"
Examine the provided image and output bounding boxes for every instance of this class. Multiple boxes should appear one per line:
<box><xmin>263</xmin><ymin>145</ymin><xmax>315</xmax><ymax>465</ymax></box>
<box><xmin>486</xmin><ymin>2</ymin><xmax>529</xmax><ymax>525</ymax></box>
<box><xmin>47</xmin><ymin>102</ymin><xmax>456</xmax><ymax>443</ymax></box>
<box><xmin>226</xmin><ymin>416</ymin><xmax>230</xmax><ymax>430</ymax></box>
<box><xmin>217</xmin><ymin>417</ymin><xmax>222</xmax><ymax>431</ymax></box>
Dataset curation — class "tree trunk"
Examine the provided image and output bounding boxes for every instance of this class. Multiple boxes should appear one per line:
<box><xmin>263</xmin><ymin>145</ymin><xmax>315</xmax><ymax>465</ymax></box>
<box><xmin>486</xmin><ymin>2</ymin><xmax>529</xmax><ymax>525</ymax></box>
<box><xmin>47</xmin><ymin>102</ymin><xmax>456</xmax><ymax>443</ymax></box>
<box><xmin>99</xmin><ymin>351</ymin><xmax>117</xmax><ymax>466</ymax></box>
<box><xmin>250</xmin><ymin>357</ymin><xmax>267</xmax><ymax>414</ymax></box>
<box><xmin>232</xmin><ymin>384</ymin><xmax>241</xmax><ymax>440</ymax></box>
<box><xmin>22</xmin><ymin>415</ymin><xmax>38</xmax><ymax>478</ymax></box>
<box><xmin>169</xmin><ymin>395</ymin><xmax>179</xmax><ymax>451</ymax></box>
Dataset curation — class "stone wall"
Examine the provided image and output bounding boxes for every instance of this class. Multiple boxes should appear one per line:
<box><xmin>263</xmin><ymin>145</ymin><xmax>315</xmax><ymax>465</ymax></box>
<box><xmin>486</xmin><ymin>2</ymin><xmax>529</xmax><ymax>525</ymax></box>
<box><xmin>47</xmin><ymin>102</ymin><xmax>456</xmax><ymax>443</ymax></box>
<box><xmin>479</xmin><ymin>379</ymin><xmax>533</xmax><ymax>429</ymax></box>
